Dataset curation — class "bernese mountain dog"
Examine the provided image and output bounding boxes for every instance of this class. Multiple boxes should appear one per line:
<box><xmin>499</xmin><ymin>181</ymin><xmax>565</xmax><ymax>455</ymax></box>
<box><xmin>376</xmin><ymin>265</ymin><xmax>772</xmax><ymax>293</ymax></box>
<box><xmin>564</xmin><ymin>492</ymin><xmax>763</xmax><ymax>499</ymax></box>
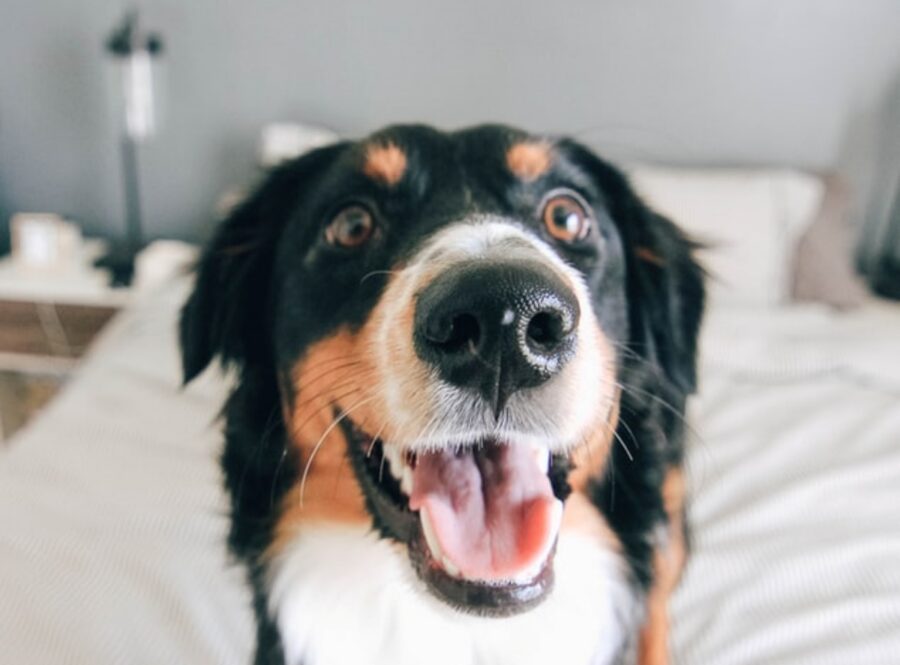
<box><xmin>180</xmin><ymin>124</ymin><xmax>705</xmax><ymax>665</ymax></box>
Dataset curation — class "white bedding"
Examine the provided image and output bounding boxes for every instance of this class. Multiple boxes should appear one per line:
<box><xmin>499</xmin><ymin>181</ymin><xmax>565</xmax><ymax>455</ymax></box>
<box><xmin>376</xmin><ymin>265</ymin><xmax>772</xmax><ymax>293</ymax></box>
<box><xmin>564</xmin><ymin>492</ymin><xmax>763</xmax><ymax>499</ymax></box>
<box><xmin>674</xmin><ymin>301</ymin><xmax>900</xmax><ymax>664</ymax></box>
<box><xmin>1</xmin><ymin>280</ymin><xmax>899</xmax><ymax>664</ymax></box>
<box><xmin>0</xmin><ymin>282</ymin><xmax>252</xmax><ymax>664</ymax></box>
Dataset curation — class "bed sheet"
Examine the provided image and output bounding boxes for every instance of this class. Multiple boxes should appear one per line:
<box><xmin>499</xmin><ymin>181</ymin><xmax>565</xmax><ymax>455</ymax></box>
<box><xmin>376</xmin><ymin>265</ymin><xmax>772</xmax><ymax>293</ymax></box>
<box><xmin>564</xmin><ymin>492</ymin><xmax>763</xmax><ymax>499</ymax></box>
<box><xmin>673</xmin><ymin>300</ymin><xmax>900</xmax><ymax>664</ymax></box>
<box><xmin>0</xmin><ymin>281</ymin><xmax>251</xmax><ymax>664</ymax></box>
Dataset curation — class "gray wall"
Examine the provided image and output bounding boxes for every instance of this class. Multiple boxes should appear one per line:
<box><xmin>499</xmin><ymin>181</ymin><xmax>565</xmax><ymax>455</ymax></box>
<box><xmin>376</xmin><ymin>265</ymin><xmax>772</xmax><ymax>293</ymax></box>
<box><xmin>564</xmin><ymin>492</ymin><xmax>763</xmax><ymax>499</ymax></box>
<box><xmin>1</xmin><ymin>0</ymin><xmax>899</xmax><ymax>249</ymax></box>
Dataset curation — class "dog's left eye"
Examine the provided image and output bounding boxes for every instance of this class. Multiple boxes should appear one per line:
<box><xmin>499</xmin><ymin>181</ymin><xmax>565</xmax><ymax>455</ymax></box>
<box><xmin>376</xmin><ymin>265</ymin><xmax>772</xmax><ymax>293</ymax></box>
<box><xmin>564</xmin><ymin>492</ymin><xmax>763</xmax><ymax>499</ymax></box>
<box><xmin>325</xmin><ymin>205</ymin><xmax>376</xmax><ymax>248</ymax></box>
<box><xmin>541</xmin><ymin>191</ymin><xmax>593</xmax><ymax>244</ymax></box>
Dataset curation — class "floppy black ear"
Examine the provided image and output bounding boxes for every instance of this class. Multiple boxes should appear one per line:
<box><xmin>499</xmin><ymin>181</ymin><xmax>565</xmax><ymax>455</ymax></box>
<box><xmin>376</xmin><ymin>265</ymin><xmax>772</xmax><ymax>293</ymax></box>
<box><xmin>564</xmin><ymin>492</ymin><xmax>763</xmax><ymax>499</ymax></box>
<box><xmin>560</xmin><ymin>141</ymin><xmax>705</xmax><ymax>394</ymax></box>
<box><xmin>625</xmin><ymin>206</ymin><xmax>705</xmax><ymax>394</ymax></box>
<box><xmin>180</xmin><ymin>144</ymin><xmax>343</xmax><ymax>383</ymax></box>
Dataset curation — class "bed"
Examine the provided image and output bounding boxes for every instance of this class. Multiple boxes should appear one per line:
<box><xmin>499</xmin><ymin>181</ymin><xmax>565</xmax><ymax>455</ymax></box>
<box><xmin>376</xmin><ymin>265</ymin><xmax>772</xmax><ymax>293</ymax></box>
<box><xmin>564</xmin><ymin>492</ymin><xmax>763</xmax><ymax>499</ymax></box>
<box><xmin>673</xmin><ymin>298</ymin><xmax>900</xmax><ymax>663</ymax></box>
<box><xmin>2</xmin><ymin>173</ymin><xmax>900</xmax><ymax>664</ymax></box>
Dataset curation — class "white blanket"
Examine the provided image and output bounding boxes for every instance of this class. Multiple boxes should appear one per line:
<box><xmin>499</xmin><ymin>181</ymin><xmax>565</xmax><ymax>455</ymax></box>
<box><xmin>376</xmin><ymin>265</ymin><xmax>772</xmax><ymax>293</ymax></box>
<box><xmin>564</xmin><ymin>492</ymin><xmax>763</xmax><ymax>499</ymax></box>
<box><xmin>1</xmin><ymin>281</ymin><xmax>899</xmax><ymax>664</ymax></box>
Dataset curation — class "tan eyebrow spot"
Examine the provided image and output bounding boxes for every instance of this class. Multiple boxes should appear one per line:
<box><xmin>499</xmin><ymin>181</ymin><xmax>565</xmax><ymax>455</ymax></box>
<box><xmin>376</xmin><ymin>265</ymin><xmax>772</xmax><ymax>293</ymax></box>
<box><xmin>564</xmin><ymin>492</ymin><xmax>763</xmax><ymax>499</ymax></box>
<box><xmin>362</xmin><ymin>142</ymin><xmax>407</xmax><ymax>186</ymax></box>
<box><xmin>506</xmin><ymin>140</ymin><xmax>554</xmax><ymax>182</ymax></box>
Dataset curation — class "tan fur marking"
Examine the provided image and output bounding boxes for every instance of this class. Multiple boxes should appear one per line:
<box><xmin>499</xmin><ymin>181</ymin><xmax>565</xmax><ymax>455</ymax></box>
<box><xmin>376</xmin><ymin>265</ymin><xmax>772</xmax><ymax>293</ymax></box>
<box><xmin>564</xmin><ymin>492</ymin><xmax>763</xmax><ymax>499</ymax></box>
<box><xmin>638</xmin><ymin>467</ymin><xmax>687</xmax><ymax>665</ymax></box>
<box><xmin>220</xmin><ymin>241</ymin><xmax>261</xmax><ymax>257</ymax></box>
<box><xmin>506</xmin><ymin>141</ymin><xmax>554</xmax><ymax>182</ymax></box>
<box><xmin>272</xmin><ymin>332</ymin><xmax>378</xmax><ymax>553</ymax></box>
<box><xmin>363</xmin><ymin>142</ymin><xmax>407</xmax><ymax>186</ymax></box>
<box><xmin>635</xmin><ymin>246</ymin><xmax>666</xmax><ymax>267</ymax></box>
<box><xmin>271</xmin><ymin>269</ymin><xmax>426</xmax><ymax>553</ymax></box>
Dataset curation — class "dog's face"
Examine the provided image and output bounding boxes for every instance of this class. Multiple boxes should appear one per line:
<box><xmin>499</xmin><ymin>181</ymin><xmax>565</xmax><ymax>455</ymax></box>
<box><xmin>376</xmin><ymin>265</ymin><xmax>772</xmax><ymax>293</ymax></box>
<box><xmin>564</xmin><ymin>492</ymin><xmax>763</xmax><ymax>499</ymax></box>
<box><xmin>181</xmin><ymin>125</ymin><xmax>702</xmax><ymax>619</ymax></box>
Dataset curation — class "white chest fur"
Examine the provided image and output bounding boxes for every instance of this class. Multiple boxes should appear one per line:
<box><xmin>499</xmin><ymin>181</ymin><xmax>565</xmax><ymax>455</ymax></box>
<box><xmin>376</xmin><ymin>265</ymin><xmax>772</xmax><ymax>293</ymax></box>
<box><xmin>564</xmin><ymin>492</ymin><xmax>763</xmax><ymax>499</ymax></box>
<box><xmin>268</xmin><ymin>526</ymin><xmax>638</xmax><ymax>665</ymax></box>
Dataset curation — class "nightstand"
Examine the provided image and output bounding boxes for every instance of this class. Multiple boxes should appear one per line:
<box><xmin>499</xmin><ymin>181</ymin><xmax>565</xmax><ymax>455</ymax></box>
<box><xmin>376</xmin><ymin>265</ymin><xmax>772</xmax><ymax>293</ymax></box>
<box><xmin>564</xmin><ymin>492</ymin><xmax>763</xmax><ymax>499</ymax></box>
<box><xmin>0</xmin><ymin>240</ymin><xmax>131</xmax><ymax>442</ymax></box>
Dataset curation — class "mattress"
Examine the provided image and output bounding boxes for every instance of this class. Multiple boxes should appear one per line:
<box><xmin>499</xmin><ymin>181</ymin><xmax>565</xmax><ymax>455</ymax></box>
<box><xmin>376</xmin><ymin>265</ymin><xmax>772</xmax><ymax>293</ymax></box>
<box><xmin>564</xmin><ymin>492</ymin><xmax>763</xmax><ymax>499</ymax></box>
<box><xmin>1</xmin><ymin>279</ymin><xmax>899</xmax><ymax>664</ymax></box>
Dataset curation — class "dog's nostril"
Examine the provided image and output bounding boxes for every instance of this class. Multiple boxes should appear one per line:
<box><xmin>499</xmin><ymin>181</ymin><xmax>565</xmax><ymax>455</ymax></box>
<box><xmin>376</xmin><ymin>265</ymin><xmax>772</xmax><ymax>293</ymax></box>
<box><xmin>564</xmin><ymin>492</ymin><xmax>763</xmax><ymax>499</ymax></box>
<box><xmin>426</xmin><ymin>312</ymin><xmax>481</xmax><ymax>353</ymax></box>
<box><xmin>525</xmin><ymin>310</ymin><xmax>567</xmax><ymax>351</ymax></box>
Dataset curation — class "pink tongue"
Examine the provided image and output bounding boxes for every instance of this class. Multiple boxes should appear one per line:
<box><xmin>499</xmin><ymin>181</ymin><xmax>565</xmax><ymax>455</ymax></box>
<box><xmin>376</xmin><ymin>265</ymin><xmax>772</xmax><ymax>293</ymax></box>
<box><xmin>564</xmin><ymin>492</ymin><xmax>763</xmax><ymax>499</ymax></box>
<box><xmin>409</xmin><ymin>443</ymin><xmax>559</xmax><ymax>581</ymax></box>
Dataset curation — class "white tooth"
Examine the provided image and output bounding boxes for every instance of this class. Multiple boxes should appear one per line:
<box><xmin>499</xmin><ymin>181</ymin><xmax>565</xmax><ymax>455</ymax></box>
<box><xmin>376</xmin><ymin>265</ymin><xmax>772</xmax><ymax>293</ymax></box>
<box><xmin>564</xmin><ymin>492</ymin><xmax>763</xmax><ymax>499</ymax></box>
<box><xmin>420</xmin><ymin>511</ymin><xmax>444</xmax><ymax>560</ymax></box>
<box><xmin>384</xmin><ymin>443</ymin><xmax>405</xmax><ymax>480</ymax></box>
<box><xmin>540</xmin><ymin>499</ymin><xmax>564</xmax><ymax>561</ymax></box>
<box><xmin>400</xmin><ymin>466</ymin><xmax>414</xmax><ymax>496</ymax></box>
<box><xmin>513</xmin><ymin>562</ymin><xmax>542</xmax><ymax>585</ymax></box>
<box><xmin>441</xmin><ymin>556</ymin><xmax>461</xmax><ymax>577</ymax></box>
<box><xmin>533</xmin><ymin>445</ymin><xmax>550</xmax><ymax>474</ymax></box>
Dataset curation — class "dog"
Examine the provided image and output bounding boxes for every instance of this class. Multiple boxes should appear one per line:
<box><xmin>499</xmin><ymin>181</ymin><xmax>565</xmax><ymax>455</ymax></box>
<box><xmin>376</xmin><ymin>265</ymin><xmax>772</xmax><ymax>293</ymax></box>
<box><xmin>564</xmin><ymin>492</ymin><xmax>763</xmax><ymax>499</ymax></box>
<box><xmin>180</xmin><ymin>124</ymin><xmax>704</xmax><ymax>665</ymax></box>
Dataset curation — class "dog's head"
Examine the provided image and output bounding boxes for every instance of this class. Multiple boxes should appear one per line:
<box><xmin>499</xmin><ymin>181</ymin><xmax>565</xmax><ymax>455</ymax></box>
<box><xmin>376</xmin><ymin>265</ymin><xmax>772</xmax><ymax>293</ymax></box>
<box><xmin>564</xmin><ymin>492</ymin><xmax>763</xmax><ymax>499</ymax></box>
<box><xmin>181</xmin><ymin>124</ymin><xmax>703</xmax><ymax>617</ymax></box>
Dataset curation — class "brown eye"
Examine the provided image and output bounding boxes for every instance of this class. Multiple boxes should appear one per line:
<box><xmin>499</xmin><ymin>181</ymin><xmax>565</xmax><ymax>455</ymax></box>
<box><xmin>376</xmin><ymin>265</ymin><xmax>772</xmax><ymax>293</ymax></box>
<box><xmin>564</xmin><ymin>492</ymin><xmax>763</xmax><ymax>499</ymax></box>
<box><xmin>541</xmin><ymin>193</ymin><xmax>592</xmax><ymax>243</ymax></box>
<box><xmin>325</xmin><ymin>205</ymin><xmax>375</xmax><ymax>248</ymax></box>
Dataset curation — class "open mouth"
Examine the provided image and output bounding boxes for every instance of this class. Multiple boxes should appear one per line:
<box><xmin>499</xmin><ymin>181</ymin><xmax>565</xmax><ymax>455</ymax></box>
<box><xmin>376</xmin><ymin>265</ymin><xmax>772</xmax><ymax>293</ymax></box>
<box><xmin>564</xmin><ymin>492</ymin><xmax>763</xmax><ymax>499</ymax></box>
<box><xmin>341</xmin><ymin>417</ymin><xmax>572</xmax><ymax>616</ymax></box>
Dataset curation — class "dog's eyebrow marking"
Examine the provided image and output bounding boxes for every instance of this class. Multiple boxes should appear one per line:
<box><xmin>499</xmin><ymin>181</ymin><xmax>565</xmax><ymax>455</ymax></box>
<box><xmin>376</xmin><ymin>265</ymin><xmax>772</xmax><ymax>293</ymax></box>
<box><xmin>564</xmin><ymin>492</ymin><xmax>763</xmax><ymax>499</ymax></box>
<box><xmin>362</xmin><ymin>142</ymin><xmax>407</xmax><ymax>186</ymax></box>
<box><xmin>506</xmin><ymin>140</ymin><xmax>554</xmax><ymax>182</ymax></box>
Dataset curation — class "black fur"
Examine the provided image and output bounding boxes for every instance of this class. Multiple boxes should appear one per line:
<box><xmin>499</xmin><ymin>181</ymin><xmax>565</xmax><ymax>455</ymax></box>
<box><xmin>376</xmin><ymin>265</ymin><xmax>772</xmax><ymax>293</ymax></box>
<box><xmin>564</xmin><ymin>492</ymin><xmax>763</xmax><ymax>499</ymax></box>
<box><xmin>181</xmin><ymin>145</ymin><xmax>348</xmax><ymax>662</ymax></box>
<box><xmin>559</xmin><ymin>142</ymin><xmax>705</xmax><ymax>588</ymax></box>
<box><xmin>180</xmin><ymin>124</ymin><xmax>704</xmax><ymax>663</ymax></box>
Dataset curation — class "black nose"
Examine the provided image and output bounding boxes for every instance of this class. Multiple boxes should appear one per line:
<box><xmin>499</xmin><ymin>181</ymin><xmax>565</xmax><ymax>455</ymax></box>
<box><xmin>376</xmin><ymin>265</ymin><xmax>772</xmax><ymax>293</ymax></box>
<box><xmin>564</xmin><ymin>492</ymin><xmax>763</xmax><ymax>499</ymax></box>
<box><xmin>414</xmin><ymin>261</ymin><xmax>580</xmax><ymax>416</ymax></box>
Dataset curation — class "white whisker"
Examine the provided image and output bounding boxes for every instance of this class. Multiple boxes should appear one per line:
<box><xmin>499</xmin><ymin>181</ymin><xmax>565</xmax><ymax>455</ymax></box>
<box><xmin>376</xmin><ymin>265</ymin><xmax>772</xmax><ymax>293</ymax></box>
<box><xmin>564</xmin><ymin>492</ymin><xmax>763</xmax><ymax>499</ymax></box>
<box><xmin>299</xmin><ymin>396</ymin><xmax>376</xmax><ymax>508</ymax></box>
<box><xmin>360</xmin><ymin>269</ymin><xmax>399</xmax><ymax>284</ymax></box>
<box><xmin>366</xmin><ymin>421</ymin><xmax>388</xmax><ymax>458</ymax></box>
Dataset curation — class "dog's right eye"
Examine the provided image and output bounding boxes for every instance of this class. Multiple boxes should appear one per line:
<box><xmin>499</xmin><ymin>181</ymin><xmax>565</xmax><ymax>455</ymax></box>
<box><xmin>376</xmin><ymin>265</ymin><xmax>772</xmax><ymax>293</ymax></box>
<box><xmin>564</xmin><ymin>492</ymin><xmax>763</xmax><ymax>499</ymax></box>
<box><xmin>325</xmin><ymin>205</ymin><xmax>376</xmax><ymax>248</ymax></box>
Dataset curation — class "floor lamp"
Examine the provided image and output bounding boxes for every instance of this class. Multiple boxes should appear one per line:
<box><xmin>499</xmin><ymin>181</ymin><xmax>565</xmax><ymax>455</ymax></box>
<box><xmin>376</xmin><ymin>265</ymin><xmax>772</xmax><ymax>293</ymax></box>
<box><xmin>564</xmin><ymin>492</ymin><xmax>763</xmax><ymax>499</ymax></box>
<box><xmin>96</xmin><ymin>11</ymin><xmax>163</xmax><ymax>287</ymax></box>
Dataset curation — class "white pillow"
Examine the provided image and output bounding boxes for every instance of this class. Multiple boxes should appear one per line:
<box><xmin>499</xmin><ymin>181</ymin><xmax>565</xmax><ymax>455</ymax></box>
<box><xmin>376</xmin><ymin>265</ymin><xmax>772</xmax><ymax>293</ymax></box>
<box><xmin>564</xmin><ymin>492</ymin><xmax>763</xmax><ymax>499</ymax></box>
<box><xmin>258</xmin><ymin>122</ymin><xmax>339</xmax><ymax>167</ymax></box>
<box><xmin>626</xmin><ymin>166</ymin><xmax>824</xmax><ymax>307</ymax></box>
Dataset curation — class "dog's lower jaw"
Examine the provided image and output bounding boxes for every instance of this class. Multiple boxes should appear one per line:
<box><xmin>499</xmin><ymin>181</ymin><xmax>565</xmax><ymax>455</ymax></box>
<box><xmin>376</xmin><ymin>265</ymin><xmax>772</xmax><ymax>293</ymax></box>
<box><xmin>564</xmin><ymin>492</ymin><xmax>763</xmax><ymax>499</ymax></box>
<box><xmin>266</xmin><ymin>524</ymin><xmax>640</xmax><ymax>665</ymax></box>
